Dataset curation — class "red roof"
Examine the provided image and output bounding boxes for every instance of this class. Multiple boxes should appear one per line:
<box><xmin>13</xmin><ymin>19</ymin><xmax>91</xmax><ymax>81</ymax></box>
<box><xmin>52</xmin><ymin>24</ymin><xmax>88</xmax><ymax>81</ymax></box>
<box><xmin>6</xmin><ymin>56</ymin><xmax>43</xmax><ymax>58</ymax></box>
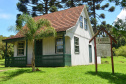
<box><xmin>4</xmin><ymin>5</ymin><xmax>84</xmax><ymax>40</ymax></box>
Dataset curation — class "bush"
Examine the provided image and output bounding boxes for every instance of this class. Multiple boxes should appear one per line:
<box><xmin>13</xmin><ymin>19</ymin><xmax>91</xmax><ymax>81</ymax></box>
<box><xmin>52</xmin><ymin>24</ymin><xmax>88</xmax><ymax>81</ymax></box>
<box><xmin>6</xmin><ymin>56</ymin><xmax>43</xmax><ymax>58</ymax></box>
<box><xmin>0</xmin><ymin>35</ymin><xmax>14</xmax><ymax>59</ymax></box>
<box><xmin>114</xmin><ymin>45</ymin><xmax>126</xmax><ymax>56</ymax></box>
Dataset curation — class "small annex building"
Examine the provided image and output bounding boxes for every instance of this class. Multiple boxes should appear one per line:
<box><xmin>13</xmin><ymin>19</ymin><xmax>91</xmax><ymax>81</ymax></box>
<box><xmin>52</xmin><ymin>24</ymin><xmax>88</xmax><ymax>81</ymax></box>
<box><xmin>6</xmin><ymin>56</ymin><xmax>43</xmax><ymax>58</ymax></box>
<box><xmin>3</xmin><ymin>5</ymin><xmax>101</xmax><ymax>67</ymax></box>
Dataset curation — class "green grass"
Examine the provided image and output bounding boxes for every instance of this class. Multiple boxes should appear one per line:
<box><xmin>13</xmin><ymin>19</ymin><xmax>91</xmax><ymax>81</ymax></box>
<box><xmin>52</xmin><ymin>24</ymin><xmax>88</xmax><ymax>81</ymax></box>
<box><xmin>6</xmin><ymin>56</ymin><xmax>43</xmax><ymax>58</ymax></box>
<box><xmin>0</xmin><ymin>56</ymin><xmax>126</xmax><ymax>84</ymax></box>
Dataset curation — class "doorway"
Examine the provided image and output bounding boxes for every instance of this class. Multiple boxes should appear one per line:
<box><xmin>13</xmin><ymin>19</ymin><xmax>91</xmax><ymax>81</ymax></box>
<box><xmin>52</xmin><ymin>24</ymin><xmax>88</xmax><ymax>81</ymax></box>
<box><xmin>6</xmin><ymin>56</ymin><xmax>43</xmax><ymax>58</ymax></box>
<box><xmin>89</xmin><ymin>45</ymin><xmax>92</xmax><ymax>63</ymax></box>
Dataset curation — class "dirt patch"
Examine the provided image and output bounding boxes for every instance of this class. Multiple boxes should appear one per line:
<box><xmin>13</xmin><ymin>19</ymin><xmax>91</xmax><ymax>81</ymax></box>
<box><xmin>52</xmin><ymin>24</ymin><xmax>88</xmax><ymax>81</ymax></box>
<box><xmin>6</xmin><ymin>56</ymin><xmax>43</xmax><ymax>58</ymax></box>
<box><xmin>119</xmin><ymin>61</ymin><xmax>124</xmax><ymax>63</ymax></box>
<box><xmin>0</xmin><ymin>68</ymin><xmax>20</xmax><ymax>72</ymax></box>
<box><xmin>0</xmin><ymin>70</ymin><xmax>6</xmax><ymax>72</ymax></box>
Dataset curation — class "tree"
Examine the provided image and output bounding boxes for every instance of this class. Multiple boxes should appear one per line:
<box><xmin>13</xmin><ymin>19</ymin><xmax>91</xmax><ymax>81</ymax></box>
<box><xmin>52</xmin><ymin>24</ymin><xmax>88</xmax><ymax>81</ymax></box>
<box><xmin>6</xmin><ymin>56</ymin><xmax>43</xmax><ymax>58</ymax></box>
<box><xmin>62</xmin><ymin>0</ymin><xmax>115</xmax><ymax>33</ymax></box>
<box><xmin>113</xmin><ymin>18</ymin><xmax>126</xmax><ymax>37</ymax></box>
<box><xmin>0</xmin><ymin>35</ymin><xmax>14</xmax><ymax>59</ymax></box>
<box><xmin>17</xmin><ymin>14</ymin><xmax>56</xmax><ymax>71</ymax></box>
<box><xmin>84</xmin><ymin>0</ymin><xmax>115</xmax><ymax>33</ymax></box>
<box><xmin>97</xmin><ymin>23</ymin><xmax>113</xmax><ymax>37</ymax></box>
<box><xmin>109</xmin><ymin>0</ymin><xmax>126</xmax><ymax>8</ymax></box>
<box><xmin>16</xmin><ymin>0</ymin><xmax>62</xmax><ymax>28</ymax></box>
<box><xmin>112</xmin><ymin>18</ymin><xmax>126</xmax><ymax>48</ymax></box>
<box><xmin>61</xmin><ymin>0</ymin><xmax>83</xmax><ymax>8</ymax></box>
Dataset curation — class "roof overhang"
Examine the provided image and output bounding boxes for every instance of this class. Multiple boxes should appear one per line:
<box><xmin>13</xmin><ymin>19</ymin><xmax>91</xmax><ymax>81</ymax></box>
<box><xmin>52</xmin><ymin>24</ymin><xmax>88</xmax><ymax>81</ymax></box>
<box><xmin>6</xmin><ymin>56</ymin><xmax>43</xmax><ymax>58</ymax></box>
<box><xmin>2</xmin><ymin>37</ymin><xmax>25</xmax><ymax>43</ymax></box>
<box><xmin>2</xmin><ymin>31</ymin><xmax>66</xmax><ymax>43</ymax></box>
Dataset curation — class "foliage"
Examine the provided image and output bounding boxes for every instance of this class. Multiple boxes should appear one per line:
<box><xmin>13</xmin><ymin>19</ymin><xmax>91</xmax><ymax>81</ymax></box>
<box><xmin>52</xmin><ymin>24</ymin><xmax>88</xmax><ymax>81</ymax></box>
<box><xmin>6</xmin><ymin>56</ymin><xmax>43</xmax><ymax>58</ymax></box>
<box><xmin>113</xmin><ymin>18</ymin><xmax>126</xmax><ymax>37</ymax></box>
<box><xmin>16</xmin><ymin>0</ymin><xmax>63</xmax><ymax>27</ymax></box>
<box><xmin>114</xmin><ymin>45</ymin><xmax>126</xmax><ymax>56</ymax></box>
<box><xmin>96</xmin><ymin>23</ymin><xmax>113</xmax><ymax>37</ymax></box>
<box><xmin>109</xmin><ymin>0</ymin><xmax>126</xmax><ymax>8</ymax></box>
<box><xmin>17</xmin><ymin>14</ymin><xmax>56</xmax><ymax>71</ymax></box>
<box><xmin>0</xmin><ymin>56</ymin><xmax>126</xmax><ymax>84</ymax></box>
<box><xmin>18</xmin><ymin>14</ymin><xmax>56</xmax><ymax>40</ymax></box>
<box><xmin>85</xmin><ymin>0</ymin><xmax>115</xmax><ymax>33</ymax></box>
<box><xmin>112</xmin><ymin>18</ymin><xmax>126</xmax><ymax>48</ymax></box>
<box><xmin>61</xmin><ymin>0</ymin><xmax>115</xmax><ymax>33</ymax></box>
<box><xmin>0</xmin><ymin>35</ymin><xmax>14</xmax><ymax>59</ymax></box>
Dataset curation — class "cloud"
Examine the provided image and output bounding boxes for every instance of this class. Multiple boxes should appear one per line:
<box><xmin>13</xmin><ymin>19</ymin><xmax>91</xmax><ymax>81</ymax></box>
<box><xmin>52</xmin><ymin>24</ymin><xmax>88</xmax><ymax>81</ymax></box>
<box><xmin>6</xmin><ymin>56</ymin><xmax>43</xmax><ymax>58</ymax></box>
<box><xmin>117</xmin><ymin>8</ymin><xmax>126</xmax><ymax>20</ymax></box>
<box><xmin>0</xmin><ymin>13</ymin><xmax>12</xmax><ymax>19</ymax></box>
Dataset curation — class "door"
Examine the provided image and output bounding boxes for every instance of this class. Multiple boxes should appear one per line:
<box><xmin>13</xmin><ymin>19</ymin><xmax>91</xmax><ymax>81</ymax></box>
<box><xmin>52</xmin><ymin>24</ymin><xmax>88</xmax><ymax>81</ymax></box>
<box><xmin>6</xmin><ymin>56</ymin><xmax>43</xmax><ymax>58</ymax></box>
<box><xmin>36</xmin><ymin>40</ymin><xmax>42</xmax><ymax>56</ymax></box>
<box><xmin>35</xmin><ymin>39</ymin><xmax>42</xmax><ymax>66</ymax></box>
<box><xmin>89</xmin><ymin>45</ymin><xmax>92</xmax><ymax>63</ymax></box>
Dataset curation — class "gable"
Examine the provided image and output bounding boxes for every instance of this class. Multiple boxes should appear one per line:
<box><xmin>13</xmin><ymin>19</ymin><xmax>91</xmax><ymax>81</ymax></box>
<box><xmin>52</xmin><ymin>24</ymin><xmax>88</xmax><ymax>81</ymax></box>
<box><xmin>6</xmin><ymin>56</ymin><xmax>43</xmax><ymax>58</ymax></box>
<box><xmin>66</xmin><ymin>6</ymin><xmax>94</xmax><ymax>39</ymax></box>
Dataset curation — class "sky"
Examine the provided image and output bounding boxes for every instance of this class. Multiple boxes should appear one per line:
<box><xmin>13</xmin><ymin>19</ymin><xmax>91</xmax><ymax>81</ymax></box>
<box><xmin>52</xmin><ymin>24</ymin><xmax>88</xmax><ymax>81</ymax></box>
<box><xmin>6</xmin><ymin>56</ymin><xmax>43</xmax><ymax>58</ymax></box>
<box><xmin>0</xmin><ymin>0</ymin><xmax>126</xmax><ymax>37</ymax></box>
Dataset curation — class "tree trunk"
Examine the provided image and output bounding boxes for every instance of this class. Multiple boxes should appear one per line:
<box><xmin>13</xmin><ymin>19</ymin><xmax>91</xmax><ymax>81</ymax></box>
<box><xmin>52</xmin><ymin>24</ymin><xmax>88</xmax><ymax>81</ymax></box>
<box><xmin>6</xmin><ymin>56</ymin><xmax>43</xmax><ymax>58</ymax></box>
<box><xmin>71</xmin><ymin>0</ymin><xmax>74</xmax><ymax>7</ymax></box>
<box><xmin>32</xmin><ymin>39</ymin><xmax>36</xmax><ymax>72</ymax></box>
<box><xmin>93</xmin><ymin>0</ymin><xmax>97</xmax><ymax>33</ymax></box>
<box><xmin>45</xmin><ymin>0</ymin><xmax>48</xmax><ymax>14</ymax></box>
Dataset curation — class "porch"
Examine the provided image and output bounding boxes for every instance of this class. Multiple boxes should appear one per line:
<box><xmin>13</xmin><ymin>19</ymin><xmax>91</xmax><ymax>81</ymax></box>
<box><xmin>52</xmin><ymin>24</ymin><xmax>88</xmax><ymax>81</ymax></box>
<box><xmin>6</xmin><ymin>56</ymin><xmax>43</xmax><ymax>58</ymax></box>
<box><xmin>5</xmin><ymin>54</ymin><xmax>71</xmax><ymax>67</ymax></box>
<box><xmin>4</xmin><ymin>32</ymin><xmax>71</xmax><ymax>67</ymax></box>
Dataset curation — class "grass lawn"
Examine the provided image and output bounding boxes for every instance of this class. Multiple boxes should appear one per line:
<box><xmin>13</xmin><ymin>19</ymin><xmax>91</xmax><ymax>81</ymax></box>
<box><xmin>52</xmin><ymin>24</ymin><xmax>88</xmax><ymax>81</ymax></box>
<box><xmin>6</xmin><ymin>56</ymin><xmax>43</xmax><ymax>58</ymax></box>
<box><xmin>0</xmin><ymin>56</ymin><xmax>126</xmax><ymax>84</ymax></box>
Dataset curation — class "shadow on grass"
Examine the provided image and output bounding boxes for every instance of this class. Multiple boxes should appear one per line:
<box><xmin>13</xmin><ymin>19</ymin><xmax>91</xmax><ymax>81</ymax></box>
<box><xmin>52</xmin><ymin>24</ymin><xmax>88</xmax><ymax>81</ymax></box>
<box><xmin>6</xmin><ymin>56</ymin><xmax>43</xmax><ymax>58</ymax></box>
<box><xmin>86</xmin><ymin>71</ymin><xmax>126</xmax><ymax>84</ymax></box>
<box><xmin>0</xmin><ymin>69</ymin><xmax>45</xmax><ymax>82</ymax></box>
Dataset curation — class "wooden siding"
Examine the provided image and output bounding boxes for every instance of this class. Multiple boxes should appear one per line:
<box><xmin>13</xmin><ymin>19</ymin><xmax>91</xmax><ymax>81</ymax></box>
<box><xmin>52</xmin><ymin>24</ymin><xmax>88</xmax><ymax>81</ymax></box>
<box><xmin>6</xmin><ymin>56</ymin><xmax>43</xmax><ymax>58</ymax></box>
<box><xmin>43</xmin><ymin>37</ymin><xmax>55</xmax><ymax>55</ymax></box>
<box><xmin>27</xmin><ymin>41</ymin><xmax>33</xmax><ymax>64</ymax></box>
<box><xmin>66</xmin><ymin>8</ymin><xmax>101</xmax><ymax>65</ymax></box>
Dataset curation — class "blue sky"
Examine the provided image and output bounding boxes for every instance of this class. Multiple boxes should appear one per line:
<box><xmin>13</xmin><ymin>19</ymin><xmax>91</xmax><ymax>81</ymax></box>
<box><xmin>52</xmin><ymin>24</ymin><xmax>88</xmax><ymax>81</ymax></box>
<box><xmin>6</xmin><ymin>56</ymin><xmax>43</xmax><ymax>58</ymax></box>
<box><xmin>0</xmin><ymin>0</ymin><xmax>125</xmax><ymax>37</ymax></box>
<box><xmin>0</xmin><ymin>0</ymin><xmax>19</xmax><ymax>37</ymax></box>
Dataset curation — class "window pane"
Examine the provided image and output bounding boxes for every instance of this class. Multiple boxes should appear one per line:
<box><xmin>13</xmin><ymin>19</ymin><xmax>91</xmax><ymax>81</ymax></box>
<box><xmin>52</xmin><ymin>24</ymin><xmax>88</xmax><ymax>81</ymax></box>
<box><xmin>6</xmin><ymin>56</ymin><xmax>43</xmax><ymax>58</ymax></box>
<box><xmin>18</xmin><ymin>43</ymin><xmax>24</xmax><ymax>48</ymax></box>
<box><xmin>56</xmin><ymin>38</ymin><xmax>63</xmax><ymax>53</ymax></box>
<box><xmin>84</xmin><ymin>18</ymin><xmax>87</xmax><ymax>30</ymax></box>
<box><xmin>80</xmin><ymin>22</ymin><xmax>83</xmax><ymax>28</ymax></box>
<box><xmin>18</xmin><ymin>49</ymin><xmax>24</xmax><ymax>55</ymax></box>
<box><xmin>85</xmin><ymin>25</ymin><xmax>87</xmax><ymax>30</ymax></box>
<box><xmin>18</xmin><ymin>42</ymin><xmax>24</xmax><ymax>55</ymax></box>
<box><xmin>79</xmin><ymin>16</ymin><xmax>83</xmax><ymax>28</ymax></box>
<box><xmin>75</xmin><ymin>37</ymin><xmax>79</xmax><ymax>45</ymax></box>
<box><xmin>57</xmin><ymin>45</ymin><xmax>63</xmax><ymax>49</ymax></box>
<box><xmin>57</xmin><ymin>41</ymin><xmax>63</xmax><ymax>45</ymax></box>
<box><xmin>75</xmin><ymin>46</ymin><xmax>79</xmax><ymax>52</ymax></box>
<box><xmin>18</xmin><ymin>45</ymin><xmax>24</xmax><ymax>48</ymax></box>
<box><xmin>74</xmin><ymin>37</ymin><xmax>79</xmax><ymax>53</ymax></box>
<box><xmin>79</xmin><ymin>16</ymin><xmax>83</xmax><ymax>22</ymax></box>
<box><xmin>57</xmin><ymin>49</ymin><xmax>63</xmax><ymax>52</ymax></box>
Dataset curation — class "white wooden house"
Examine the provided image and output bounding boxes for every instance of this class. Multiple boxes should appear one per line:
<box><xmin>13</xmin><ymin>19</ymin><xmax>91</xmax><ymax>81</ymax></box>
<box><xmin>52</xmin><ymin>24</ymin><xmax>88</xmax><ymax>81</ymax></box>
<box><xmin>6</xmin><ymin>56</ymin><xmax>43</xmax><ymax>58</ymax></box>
<box><xmin>3</xmin><ymin>5</ymin><xmax>101</xmax><ymax>67</ymax></box>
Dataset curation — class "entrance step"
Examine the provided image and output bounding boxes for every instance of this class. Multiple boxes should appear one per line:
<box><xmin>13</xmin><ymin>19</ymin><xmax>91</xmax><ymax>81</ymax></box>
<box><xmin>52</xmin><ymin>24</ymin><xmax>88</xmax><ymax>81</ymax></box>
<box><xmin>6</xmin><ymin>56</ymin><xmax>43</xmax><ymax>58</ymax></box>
<box><xmin>26</xmin><ymin>64</ymin><xmax>32</xmax><ymax>67</ymax></box>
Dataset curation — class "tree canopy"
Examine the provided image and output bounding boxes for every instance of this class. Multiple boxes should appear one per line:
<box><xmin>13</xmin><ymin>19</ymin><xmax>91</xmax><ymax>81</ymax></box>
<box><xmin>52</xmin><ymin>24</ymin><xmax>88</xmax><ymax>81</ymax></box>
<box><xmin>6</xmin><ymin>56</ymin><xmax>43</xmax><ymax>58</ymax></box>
<box><xmin>0</xmin><ymin>35</ymin><xmax>14</xmax><ymax>59</ymax></box>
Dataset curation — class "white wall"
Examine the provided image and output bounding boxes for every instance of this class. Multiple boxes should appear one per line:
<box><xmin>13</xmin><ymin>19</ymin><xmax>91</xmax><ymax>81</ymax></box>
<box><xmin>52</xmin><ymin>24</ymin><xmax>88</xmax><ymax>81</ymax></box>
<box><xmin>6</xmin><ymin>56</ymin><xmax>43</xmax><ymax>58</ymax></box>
<box><xmin>66</xmin><ymin>8</ymin><xmax>101</xmax><ymax>66</ymax></box>
<box><xmin>43</xmin><ymin>37</ymin><xmax>55</xmax><ymax>55</ymax></box>
<box><xmin>13</xmin><ymin>36</ymin><xmax>71</xmax><ymax>64</ymax></box>
<box><xmin>27</xmin><ymin>40</ymin><xmax>33</xmax><ymax>64</ymax></box>
<box><xmin>43</xmin><ymin>36</ymin><xmax>71</xmax><ymax>55</ymax></box>
<box><xmin>65</xmin><ymin>36</ymin><xmax>71</xmax><ymax>54</ymax></box>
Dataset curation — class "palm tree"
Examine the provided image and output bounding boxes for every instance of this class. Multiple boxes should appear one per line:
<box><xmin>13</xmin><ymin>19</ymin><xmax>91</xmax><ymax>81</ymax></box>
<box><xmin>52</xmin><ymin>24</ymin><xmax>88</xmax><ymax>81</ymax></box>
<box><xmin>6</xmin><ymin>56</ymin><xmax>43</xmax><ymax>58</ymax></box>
<box><xmin>17</xmin><ymin>14</ymin><xmax>56</xmax><ymax>71</ymax></box>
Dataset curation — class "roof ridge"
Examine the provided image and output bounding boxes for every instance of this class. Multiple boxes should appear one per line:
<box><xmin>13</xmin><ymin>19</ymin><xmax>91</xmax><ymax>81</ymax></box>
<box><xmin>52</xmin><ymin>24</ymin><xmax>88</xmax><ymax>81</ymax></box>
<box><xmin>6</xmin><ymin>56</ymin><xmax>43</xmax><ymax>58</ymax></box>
<box><xmin>3</xmin><ymin>5</ymin><xmax>85</xmax><ymax>41</ymax></box>
<box><xmin>34</xmin><ymin>5</ymin><xmax>85</xmax><ymax>19</ymax></box>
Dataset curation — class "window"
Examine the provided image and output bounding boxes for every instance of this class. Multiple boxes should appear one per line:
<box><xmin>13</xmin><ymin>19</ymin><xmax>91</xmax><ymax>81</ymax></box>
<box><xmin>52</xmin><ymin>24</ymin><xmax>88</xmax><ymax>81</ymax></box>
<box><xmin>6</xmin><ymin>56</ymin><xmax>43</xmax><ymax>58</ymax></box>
<box><xmin>74</xmin><ymin>37</ymin><xmax>79</xmax><ymax>53</ymax></box>
<box><xmin>56</xmin><ymin>37</ymin><xmax>63</xmax><ymax>53</ymax></box>
<box><xmin>17</xmin><ymin>41</ymin><xmax>24</xmax><ymax>55</ymax></box>
<box><xmin>84</xmin><ymin>18</ymin><xmax>87</xmax><ymax>30</ymax></box>
<box><xmin>79</xmin><ymin>16</ymin><xmax>83</xmax><ymax>28</ymax></box>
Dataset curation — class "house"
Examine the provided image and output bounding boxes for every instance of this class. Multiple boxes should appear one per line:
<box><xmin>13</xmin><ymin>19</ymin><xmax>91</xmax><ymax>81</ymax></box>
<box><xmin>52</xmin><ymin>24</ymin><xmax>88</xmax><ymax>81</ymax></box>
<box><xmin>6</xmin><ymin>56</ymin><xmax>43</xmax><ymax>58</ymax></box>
<box><xmin>3</xmin><ymin>5</ymin><xmax>101</xmax><ymax>67</ymax></box>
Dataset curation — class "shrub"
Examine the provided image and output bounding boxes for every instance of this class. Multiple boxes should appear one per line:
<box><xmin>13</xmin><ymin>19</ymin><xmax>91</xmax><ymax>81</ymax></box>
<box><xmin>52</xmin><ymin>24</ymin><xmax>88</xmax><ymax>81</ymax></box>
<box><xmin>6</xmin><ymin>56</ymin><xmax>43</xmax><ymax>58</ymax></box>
<box><xmin>114</xmin><ymin>45</ymin><xmax>126</xmax><ymax>56</ymax></box>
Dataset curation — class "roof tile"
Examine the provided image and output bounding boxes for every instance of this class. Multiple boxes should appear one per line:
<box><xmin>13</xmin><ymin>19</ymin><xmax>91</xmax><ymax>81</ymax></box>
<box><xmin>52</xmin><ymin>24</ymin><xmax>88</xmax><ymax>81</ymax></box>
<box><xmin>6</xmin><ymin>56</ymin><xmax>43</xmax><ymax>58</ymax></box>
<box><xmin>4</xmin><ymin>5</ymin><xmax>84</xmax><ymax>40</ymax></box>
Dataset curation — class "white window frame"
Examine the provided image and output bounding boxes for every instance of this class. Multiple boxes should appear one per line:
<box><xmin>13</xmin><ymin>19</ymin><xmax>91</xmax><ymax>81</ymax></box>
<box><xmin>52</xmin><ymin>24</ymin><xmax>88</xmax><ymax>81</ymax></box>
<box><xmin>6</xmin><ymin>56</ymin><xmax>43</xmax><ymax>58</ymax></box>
<box><xmin>79</xmin><ymin>16</ymin><xmax>83</xmax><ymax>28</ymax></box>
<box><xmin>74</xmin><ymin>36</ymin><xmax>79</xmax><ymax>54</ymax></box>
<box><xmin>17</xmin><ymin>41</ymin><xmax>25</xmax><ymax>56</ymax></box>
<box><xmin>55</xmin><ymin>37</ymin><xmax>63</xmax><ymax>53</ymax></box>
